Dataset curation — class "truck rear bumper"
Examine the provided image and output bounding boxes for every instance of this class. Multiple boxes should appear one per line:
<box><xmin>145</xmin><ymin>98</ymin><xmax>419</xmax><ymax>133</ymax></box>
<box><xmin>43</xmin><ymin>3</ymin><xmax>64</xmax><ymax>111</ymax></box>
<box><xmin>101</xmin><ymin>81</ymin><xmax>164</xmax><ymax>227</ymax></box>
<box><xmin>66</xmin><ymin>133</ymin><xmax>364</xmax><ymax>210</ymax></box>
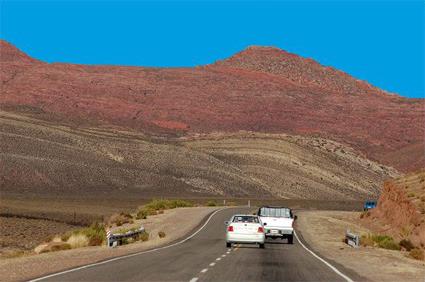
<box><xmin>265</xmin><ymin>228</ymin><xmax>293</xmax><ymax>237</ymax></box>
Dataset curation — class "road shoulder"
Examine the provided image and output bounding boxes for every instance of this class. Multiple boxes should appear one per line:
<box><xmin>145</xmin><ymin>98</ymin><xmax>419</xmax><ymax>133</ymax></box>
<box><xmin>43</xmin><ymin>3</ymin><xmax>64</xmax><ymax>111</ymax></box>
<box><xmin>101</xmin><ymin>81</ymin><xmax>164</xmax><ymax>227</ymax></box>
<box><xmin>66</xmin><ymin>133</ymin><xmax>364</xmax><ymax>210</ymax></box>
<box><xmin>0</xmin><ymin>207</ymin><xmax>220</xmax><ymax>282</ymax></box>
<box><xmin>296</xmin><ymin>210</ymin><xmax>425</xmax><ymax>282</ymax></box>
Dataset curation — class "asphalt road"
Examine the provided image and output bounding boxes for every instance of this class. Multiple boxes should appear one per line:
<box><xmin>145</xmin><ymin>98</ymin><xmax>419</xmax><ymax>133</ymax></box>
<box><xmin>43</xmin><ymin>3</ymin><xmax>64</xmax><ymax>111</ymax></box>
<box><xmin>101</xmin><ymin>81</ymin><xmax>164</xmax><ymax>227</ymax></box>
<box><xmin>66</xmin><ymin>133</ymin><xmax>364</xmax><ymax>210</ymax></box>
<box><xmin>36</xmin><ymin>208</ymin><xmax>351</xmax><ymax>282</ymax></box>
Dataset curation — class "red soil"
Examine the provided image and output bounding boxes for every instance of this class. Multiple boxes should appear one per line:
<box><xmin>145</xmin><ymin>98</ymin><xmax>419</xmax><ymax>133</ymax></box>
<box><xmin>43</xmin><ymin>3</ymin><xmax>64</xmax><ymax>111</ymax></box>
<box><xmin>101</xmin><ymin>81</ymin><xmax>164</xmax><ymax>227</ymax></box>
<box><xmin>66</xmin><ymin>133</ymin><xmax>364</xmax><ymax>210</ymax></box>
<box><xmin>362</xmin><ymin>171</ymin><xmax>425</xmax><ymax>249</ymax></box>
<box><xmin>1</xmin><ymin>40</ymin><xmax>424</xmax><ymax>171</ymax></box>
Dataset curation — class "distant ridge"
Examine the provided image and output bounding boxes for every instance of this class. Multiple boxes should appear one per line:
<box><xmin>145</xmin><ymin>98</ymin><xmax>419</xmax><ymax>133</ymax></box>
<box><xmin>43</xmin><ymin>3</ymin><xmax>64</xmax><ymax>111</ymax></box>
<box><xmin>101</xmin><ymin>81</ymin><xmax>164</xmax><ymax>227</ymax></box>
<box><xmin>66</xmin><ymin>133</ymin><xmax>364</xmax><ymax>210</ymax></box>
<box><xmin>214</xmin><ymin>45</ymin><xmax>389</xmax><ymax>96</ymax></box>
<box><xmin>1</xmin><ymin>40</ymin><xmax>424</xmax><ymax>172</ymax></box>
<box><xmin>0</xmin><ymin>40</ymin><xmax>40</xmax><ymax>64</ymax></box>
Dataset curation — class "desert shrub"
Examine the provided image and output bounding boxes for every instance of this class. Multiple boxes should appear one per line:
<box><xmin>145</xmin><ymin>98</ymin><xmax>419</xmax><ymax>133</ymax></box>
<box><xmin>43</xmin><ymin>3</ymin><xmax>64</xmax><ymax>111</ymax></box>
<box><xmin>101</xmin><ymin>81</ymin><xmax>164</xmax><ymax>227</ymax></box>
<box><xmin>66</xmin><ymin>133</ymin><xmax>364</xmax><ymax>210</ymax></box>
<box><xmin>60</xmin><ymin>232</ymin><xmax>72</xmax><ymax>242</ymax></box>
<box><xmin>50</xmin><ymin>243</ymin><xmax>71</xmax><ymax>252</ymax></box>
<box><xmin>67</xmin><ymin>222</ymin><xmax>106</xmax><ymax>247</ymax></box>
<box><xmin>399</xmin><ymin>239</ymin><xmax>415</xmax><ymax>251</ymax></box>
<box><xmin>360</xmin><ymin>234</ymin><xmax>400</xmax><ymax>250</ymax></box>
<box><xmin>109</xmin><ymin>212</ymin><xmax>133</xmax><ymax>226</ymax></box>
<box><xmin>140</xmin><ymin>232</ymin><xmax>149</xmax><ymax>241</ymax></box>
<box><xmin>360</xmin><ymin>234</ymin><xmax>374</xmax><ymax>247</ymax></box>
<box><xmin>158</xmin><ymin>231</ymin><xmax>166</xmax><ymax>238</ymax></box>
<box><xmin>136</xmin><ymin>207</ymin><xmax>158</xmax><ymax>219</ymax></box>
<box><xmin>360</xmin><ymin>211</ymin><xmax>371</xmax><ymax>219</ymax></box>
<box><xmin>115</xmin><ymin>227</ymin><xmax>138</xmax><ymax>234</ymax></box>
<box><xmin>407</xmin><ymin>192</ymin><xmax>415</xmax><ymax>198</ymax></box>
<box><xmin>157</xmin><ymin>209</ymin><xmax>164</xmax><ymax>214</ymax></box>
<box><xmin>378</xmin><ymin>238</ymin><xmax>401</xmax><ymax>250</ymax></box>
<box><xmin>136</xmin><ymin>209</ymin><xmax>148</xmax><ymax>219</ymax></box>
<box><xmin>409</xmin><ymin>248</ymin><xmax>424</xmax><ymax>260</ymax></box>
<box><xmin>144</xmin><ymin>199</ymin><xmax>193</xmax><ymax>211</ymax></box>
<box><xmin>67</xmin><ymin>234</ymin><xmax>89</xmax><ymax>248</ymax></box>
<box><xmin>207</xmin><ymin>200</ymin><xmax>217</xmax><ymax>207</ymax></box>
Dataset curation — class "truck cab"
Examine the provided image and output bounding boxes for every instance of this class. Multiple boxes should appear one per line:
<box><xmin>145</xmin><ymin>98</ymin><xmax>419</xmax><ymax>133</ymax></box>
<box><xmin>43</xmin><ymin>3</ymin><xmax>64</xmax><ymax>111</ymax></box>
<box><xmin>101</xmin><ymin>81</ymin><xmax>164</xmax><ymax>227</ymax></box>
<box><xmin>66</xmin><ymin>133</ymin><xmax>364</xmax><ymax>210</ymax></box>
<box><xmin>257</xmin><ymin>206</ymin><xmax>296</xmax><ymax>244</ymax></box>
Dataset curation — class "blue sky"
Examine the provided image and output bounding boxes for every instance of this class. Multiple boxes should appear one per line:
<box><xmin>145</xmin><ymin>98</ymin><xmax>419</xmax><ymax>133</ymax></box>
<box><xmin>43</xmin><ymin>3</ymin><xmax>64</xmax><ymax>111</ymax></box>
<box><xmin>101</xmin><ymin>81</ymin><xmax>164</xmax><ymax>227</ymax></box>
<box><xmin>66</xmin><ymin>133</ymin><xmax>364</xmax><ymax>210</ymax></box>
<box><xmin>1</xmin><ymin>0</ymin><xmax>424</xmax><ymax>98</ymax></box>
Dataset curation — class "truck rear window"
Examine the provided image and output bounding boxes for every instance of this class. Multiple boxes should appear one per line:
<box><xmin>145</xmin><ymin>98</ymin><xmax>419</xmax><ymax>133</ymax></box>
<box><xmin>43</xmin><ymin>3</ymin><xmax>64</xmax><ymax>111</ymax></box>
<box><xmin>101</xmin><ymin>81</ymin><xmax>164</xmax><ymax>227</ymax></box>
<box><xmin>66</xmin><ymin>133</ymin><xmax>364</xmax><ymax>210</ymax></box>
<box><xmin>258</xmin><ymin>207</ymin><xmax>291</xmax><ymax>218</ymax></box>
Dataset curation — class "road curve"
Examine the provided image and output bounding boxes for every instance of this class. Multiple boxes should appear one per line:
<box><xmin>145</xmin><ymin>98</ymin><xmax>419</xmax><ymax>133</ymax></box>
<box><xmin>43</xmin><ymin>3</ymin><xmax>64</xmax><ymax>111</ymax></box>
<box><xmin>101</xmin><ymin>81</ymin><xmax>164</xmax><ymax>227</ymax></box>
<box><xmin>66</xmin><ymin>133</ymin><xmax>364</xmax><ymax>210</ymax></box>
<box><xmin>33</xmin><ymin>208</ymin><xmax>353</xmax><ymax>282</ymax></box>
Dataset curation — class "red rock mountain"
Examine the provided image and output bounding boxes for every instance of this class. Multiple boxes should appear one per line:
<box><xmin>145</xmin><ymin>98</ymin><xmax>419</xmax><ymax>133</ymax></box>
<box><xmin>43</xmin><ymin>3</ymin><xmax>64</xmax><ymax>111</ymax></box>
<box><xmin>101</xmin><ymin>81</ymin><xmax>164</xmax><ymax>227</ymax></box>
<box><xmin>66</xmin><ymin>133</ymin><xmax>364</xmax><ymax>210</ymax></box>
<box><xmin>1</xmin><ymin>40</ymin><xmax>424</xmax><ymax>172</ymax></box>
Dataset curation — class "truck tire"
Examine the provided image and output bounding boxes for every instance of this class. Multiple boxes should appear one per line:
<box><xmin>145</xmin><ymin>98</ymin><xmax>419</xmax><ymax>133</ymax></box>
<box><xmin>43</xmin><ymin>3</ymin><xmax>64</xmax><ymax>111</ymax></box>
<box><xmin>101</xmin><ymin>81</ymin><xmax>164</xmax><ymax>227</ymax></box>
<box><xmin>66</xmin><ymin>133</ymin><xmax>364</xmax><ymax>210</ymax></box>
<box><xmin>288</xmin><ymin>234</ymin><xmax>294</xmax><ymax>244</ymax></box>
<box><xmin>226</xmin><ymin>242</ymin><xmax>232</xmax><ymax>248</ymax></box>
<box><xmin>259</xmin><ymin>243</ymin><xmax>265</xmax><ymax>249</ymax></box>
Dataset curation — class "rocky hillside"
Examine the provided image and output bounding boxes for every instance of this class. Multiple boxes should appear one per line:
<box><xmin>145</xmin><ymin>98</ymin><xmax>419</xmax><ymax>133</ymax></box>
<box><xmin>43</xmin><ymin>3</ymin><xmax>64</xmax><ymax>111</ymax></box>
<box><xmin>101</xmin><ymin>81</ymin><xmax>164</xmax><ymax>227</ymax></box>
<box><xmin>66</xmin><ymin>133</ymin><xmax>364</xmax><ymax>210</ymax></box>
<box><xmin>362</xmin><ymin>171</ymin><xmax>425</xmax><ymax>249</ymax></box>
<box><xmin>0</xmin><ymin>40</ymin><xmax>423</xmax><ymax>172</ymax></box>
<box><xmin>0</xmin><ymin>111</ymin><xmax>397</xmax><ymax>200</ymax></box>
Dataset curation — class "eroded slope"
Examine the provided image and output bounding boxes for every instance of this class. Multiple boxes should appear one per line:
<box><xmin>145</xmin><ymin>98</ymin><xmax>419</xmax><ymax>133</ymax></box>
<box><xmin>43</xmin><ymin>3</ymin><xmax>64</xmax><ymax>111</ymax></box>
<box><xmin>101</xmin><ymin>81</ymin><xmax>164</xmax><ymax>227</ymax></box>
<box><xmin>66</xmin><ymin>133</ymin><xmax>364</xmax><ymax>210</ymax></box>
<box><xmin>0</xmin><ymin>111</ymin><xmax>397</xmax><ymax>200</ymax></box>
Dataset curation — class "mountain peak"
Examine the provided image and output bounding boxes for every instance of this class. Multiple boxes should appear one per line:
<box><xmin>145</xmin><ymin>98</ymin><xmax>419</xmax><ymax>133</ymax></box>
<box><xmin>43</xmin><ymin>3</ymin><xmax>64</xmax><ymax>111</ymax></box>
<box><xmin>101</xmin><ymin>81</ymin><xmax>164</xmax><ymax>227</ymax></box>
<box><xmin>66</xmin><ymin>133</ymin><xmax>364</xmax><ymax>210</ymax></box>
<box><xmin>215</xmin><ymin>45</ymin><xmax>386</xmax><ymax>96</ymax></box>
<box><xmin>0</xmin><ymin>40</ymin><xmax>39</xmax><ymax>64</ymax></box>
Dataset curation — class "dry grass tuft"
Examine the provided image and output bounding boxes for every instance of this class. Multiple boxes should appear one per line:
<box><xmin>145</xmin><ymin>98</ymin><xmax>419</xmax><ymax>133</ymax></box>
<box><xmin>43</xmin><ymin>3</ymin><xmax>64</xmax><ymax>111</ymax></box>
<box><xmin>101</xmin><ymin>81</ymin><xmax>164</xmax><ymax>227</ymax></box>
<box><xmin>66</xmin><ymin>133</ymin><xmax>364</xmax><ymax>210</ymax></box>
<box><xmin>66</xmin><ymin>234</ymin><xmax>89</xmax><ymax>248</ymax></box>
<box><xmin>409</xmin><ymin>248</ymin><xmax>424</xmax><ymax>260</ymax></box>
<box><xmin>158</xmin><ymin>231</ymin><xmax>166</xmax><ymax>238</ymax></box>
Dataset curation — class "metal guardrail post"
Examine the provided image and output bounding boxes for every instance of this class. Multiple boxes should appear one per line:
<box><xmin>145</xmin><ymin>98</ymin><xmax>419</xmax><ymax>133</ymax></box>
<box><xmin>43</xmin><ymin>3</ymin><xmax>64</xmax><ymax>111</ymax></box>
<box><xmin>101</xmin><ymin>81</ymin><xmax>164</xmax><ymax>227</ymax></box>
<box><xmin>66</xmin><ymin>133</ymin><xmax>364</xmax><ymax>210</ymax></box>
<box><xmin>345</xmin><ymin>229</ymin><xmax>360</xmax><ymax>248</ymax></box>
<box><xmin>106</xmin><ymin>226</ymin><xmax>145</xmax><ymax>248</ymax></box>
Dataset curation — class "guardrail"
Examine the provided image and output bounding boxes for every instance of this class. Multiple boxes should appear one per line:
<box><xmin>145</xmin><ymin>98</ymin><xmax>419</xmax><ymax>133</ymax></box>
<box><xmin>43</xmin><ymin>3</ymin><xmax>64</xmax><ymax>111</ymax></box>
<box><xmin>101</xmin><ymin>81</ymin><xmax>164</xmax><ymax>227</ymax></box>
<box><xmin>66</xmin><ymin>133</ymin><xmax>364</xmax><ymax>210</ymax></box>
<box><xmin>106</xmin><ymin>226</ymin><xmax>146</xmax><ymax>247</ymax></box>
<box><xmin>345</xmin><ymin>229</ymin><xmax>360</xmax><ymax>248</ymax></box>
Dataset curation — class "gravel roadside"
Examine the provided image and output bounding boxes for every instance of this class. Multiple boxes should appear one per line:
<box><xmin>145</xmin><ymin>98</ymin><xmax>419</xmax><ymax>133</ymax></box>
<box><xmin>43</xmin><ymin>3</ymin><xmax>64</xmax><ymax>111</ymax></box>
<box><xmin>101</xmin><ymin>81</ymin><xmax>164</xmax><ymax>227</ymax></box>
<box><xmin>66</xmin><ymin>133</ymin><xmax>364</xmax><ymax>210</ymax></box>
<box><xmin>296</xmin><ymin>210</ymin><xmax>425</xmax><ymax>282</ymax></box>
<box><xmin>0</xmin><ymin>207</ymin><xmax>220</xmax><ymax>282</ymax></box>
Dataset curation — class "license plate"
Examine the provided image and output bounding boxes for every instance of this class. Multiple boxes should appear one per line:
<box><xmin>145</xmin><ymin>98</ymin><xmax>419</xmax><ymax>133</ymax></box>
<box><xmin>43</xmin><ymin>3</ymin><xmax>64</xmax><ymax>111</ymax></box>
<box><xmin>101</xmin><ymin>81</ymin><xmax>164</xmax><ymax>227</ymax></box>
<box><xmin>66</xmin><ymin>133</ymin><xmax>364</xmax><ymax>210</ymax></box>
<box><xmin>271</xmin><ymin>229</ymin><xmax>279</xmax><ymax>234</ymax></box>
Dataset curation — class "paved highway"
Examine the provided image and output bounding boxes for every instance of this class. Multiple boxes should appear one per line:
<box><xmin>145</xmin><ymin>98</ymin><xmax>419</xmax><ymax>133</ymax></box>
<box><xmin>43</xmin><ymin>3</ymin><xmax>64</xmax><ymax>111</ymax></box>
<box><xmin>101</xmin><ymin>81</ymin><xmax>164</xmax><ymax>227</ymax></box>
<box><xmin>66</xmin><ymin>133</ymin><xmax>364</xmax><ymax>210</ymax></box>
<box><xmin>34</xmin><ymin>208</ymin><xmax>357</xmax><ymax>282</ymax></box>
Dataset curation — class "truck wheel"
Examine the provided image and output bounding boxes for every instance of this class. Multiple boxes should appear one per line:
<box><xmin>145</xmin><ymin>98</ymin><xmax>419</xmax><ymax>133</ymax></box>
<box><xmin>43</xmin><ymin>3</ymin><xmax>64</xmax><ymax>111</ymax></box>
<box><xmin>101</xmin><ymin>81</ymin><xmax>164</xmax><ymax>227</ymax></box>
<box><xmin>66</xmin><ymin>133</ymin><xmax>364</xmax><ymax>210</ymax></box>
<box><xmin>226</xmin><ymin>242</ymin><xmax>232</xmax><ymax>248</ymax></box>
<box><xmin>259</xmin><ymin>243</ymin><xmax>265</xmax><ymax>249</ymax></box>
<box><xmin>288</xmin><ymin>235</ymin><xmax>294</xmax><ymax>244</ymax></box>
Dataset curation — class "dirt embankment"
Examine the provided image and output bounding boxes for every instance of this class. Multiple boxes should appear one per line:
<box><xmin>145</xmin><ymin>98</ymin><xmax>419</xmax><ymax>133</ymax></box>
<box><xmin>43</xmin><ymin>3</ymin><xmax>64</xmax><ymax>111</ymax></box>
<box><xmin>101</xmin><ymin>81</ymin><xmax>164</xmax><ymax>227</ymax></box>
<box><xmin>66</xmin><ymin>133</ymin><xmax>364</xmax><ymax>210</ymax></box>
<box><xmin>361</xmin><ymin>171</ymin><xmax>425</xmax><ymax>250</ymax></box>
<box><xmin>297</xmin><ymin>211</ymin><xmax>425</xmax><ymax>282</ymax></box>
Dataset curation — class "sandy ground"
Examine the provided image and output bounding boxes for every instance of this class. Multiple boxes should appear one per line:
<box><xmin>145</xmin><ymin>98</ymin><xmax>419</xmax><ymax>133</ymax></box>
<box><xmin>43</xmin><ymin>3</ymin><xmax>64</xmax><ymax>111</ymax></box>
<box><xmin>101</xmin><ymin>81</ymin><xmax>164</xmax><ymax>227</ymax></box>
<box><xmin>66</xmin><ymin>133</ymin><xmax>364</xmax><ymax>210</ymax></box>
<box><xmin>0</xmin><ymin>207</ymin><xmax>219</xmax><ymax>282</ymax></box>
<box><xmin>296</xmin><ymin>210</ymin><xmax>425</xmax><ymax>282</ymax></box>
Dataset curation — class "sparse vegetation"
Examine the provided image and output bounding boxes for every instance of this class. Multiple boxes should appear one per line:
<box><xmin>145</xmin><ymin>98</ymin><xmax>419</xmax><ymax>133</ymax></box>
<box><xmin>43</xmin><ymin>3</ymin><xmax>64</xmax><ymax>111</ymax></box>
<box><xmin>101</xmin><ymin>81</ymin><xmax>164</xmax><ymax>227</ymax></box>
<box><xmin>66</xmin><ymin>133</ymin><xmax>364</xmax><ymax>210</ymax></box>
<box><xmin>66</xmin><ymin>233</ymin><xmax>89</xmax><ymax>248</ymax></box>
<box><xmin>207</xmin><ymin>200</ymin><xmax>217</xmax><ymax>206</ymax></box>
<box><xmin>140</xmin><ymin>231</ymin><xmax>149</xmax><ymax>241</ymax></box>
<box><xmin>399</xmin><ymin>239</ymin><xmax>415</xmax><ymax>251</ymax></box>
<box><xmin>360</xmin><ymin>234</ymin><xmax>400</xmax><ymax>250</ymax></box>
<box><xmin>77</xmin><ymin>222</ymin><xmax>106</xmax><ymax>246</ymax></box>
<box><xmin>409</xmin><ymin>248</ymin><xmax>424</xmax><ymax>260</ymax></box>
<box><xmin>360</xmin><ymin>234</ymin><xmax>374</xmax><ymax>247</ymax></box>
<box><xmin>136</xmin><ymin>209</ymin><xmax>148</xmax><ymax>220</ymax></box>
<box><xmin>109</xmin><ymin>212</ymin><xmax>133</xmax><ymax>227</ymax></box>
<box><xmin>144</xmin><ymin>199</ymin><xmax>193</xmax><ymax>211</ymax></box>
<box><xmin>136</xmin><ymin>199</ymin><xmax>193</xmax><ymax>220</ymax></box>
<box><xmin>359</xmin><ymin>211</ymin><xmax>371</xmax><ymax>219</ymax></box>
<box><xmin>407</xmin><ymin>192</ymin><xmax>416</xmax><ymax>198</ymax></box>
<box><xmin>158</xmin><ymin>231</ymin><xmax>166</xmax><ymax>238</ymax></box>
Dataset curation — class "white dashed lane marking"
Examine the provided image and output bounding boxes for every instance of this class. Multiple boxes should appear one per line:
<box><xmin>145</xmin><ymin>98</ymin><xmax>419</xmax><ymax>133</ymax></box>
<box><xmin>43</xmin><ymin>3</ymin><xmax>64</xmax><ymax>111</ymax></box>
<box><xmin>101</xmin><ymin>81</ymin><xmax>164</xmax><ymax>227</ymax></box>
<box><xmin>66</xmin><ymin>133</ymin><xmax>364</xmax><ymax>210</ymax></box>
<box><xmin>209</xmin><ymin>262</ymin><xmax>216</xmax><ymax>267</ymax></box>
<box><xmin>200</xmin><ymin>268</ymin><xmax>208</xmax><ymax>273</ymax></box>
<box><xmin>189</xmin><ymin>278</ymin><xmax>199</xmax><ymax>282</ymax></box>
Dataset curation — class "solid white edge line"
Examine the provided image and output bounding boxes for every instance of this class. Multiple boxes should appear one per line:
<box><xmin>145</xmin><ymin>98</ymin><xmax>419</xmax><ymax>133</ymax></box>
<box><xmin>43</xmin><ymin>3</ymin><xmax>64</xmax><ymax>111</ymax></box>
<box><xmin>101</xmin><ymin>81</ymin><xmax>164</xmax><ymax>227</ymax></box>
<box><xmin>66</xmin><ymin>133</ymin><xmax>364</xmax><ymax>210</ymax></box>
<box><xmin>294</xmin><ymin>231</ymin><xmax>354</xmax><ymax>282</ymax></box>
<box><xmin>30</xmin><ymin>208</ymin><xmax>227</xmax><ymax>282</ymax></box>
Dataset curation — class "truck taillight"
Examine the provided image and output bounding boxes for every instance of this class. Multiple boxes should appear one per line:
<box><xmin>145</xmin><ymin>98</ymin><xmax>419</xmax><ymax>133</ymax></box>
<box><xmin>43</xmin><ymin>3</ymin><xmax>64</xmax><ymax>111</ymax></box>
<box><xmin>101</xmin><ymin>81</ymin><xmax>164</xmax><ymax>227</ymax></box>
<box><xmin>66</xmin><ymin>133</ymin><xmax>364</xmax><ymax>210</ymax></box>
<box><xmin>257</xmin><ymin>227</ymin><xmax>264</xmax><ymax>233</ymax></box>
<box><xmin>227</xmin><ymin>226</ymin><xmax>234</xmax><ymax>232</ymax></box>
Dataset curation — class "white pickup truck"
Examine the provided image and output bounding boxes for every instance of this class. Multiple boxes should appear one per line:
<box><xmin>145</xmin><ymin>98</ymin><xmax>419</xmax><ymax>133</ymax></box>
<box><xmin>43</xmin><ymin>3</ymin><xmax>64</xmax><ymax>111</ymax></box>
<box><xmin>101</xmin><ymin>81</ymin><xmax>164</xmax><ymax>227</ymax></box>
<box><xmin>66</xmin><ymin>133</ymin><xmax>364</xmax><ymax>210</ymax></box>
<box><xmin>257</xmin><ymin>206</ymin><xmax>297</xmax><ymax>244</ymax></box>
